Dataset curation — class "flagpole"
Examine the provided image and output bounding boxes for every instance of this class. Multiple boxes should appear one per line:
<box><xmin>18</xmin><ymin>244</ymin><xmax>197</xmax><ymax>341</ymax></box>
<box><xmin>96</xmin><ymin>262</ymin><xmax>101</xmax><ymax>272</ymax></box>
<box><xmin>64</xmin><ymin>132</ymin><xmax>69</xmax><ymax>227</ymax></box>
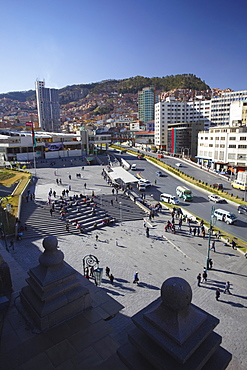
<box><xmin>33</xmin><ymin>141</ymin><xmax>37</xmax><ymax>177</ymax></box>
<box><xmin>26</xmin><ymin>121</ymin><xmax>37</xmax><ymax>177</ymax></box>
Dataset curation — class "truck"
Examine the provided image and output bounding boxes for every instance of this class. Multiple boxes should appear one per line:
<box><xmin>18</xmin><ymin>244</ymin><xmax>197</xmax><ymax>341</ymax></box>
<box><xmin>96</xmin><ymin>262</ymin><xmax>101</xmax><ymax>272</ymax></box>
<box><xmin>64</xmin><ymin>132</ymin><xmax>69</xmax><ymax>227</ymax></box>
<box><xmin>176</xmin><ymin>186</ymin><xmax>193</xmax><ymax>201</ymax></box>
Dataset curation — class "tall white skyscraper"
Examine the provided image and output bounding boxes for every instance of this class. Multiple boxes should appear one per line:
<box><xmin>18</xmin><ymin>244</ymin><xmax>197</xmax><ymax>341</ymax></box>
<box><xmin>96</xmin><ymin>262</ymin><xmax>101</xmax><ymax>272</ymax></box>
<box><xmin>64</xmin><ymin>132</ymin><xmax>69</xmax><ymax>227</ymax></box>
<box><xmin>35</xmin><ymin>80</ymin><xmax>60</xmax><ymax>132</ymax></box>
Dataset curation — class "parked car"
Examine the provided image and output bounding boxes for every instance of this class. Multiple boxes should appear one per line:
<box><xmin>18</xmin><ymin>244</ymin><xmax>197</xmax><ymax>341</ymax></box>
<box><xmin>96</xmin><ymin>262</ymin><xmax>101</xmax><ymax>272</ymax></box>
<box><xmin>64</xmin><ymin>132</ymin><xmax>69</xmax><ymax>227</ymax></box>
<box><xmin>175</xmin><ymin>163</ymin><xmax>182</xmax><ymax>167</ymax></box>
<box><xmin>157</xmin><ymin>154</ymin><xmax>164</xmax><ymax>158</ymax></box>
<box><xmin>237</xmin><ymin>205</ymin><xmax>247</xmax><ymax>215</ymax></box>
<box><xmin>212</xmin><ymin>183</ymin><xmax>223</xmax><ymax>190</ymax></box>
<box><xmin>137</xmin><ymin>183</ymin><xmax>146</xmax><ymax>191</ymax></box>
<box><xmin>208</xmin><ymin>194</ymin><xmax>225</xmax><ymax>203</ymax></box>
<box><xmin>138</xmin><ymin>179</ymin><xmax>151</xmax><ymax>187</ymax></box>
<box><xmin>137</xmin><ymin>155</ymin><xmax>144</xmax><ymax>160</ymax></box>
<box><xmin>156</xmin><ymin>171</ymin><xmax>163</xmax><ymax>177</ymax></box>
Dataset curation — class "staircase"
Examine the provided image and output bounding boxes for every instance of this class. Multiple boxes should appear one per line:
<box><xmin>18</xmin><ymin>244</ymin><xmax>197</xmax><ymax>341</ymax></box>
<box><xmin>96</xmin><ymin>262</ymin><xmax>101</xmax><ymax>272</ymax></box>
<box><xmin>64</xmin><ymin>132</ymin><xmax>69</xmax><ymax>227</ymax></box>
<box><xmin>20</xmin><ymin>193</ymin><xmax>147</xmax><ymax>240</ymax></box>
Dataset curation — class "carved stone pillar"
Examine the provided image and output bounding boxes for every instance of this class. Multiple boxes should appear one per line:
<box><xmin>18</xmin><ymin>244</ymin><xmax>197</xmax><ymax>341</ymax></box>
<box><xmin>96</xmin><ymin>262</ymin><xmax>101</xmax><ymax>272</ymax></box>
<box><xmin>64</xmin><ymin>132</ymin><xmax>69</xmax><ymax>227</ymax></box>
<box><xmin>20</xmin><ymin>236</ymin><xmax>91</xmax><ymax>331</ymax></box>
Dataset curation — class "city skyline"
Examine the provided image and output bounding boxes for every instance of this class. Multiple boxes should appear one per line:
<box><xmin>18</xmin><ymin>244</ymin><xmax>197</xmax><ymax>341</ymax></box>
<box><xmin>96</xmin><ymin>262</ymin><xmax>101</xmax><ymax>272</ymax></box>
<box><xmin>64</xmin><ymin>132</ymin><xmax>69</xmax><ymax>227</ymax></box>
<box><xmin>1</xmin><ymin>0</ymin><xmax>247</xmax><ymax>94</ymax></box>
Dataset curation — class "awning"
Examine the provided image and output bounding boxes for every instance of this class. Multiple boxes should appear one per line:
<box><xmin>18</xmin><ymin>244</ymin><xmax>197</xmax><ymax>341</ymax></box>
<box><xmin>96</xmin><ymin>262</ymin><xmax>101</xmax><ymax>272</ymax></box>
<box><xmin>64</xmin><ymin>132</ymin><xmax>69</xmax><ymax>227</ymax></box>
<box><xmin>107</xmin><ymin>166</ymin><xmax>138</xmax><ymax>184</ymax></box>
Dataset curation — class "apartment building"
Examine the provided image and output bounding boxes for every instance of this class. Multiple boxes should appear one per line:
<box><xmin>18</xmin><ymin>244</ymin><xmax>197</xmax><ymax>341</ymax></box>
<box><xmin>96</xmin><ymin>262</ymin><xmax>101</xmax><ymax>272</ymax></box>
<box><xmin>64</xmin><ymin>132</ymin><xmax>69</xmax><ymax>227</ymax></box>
<box><xmin>197</xmin><ymin>123</ymin><xmax>247</xmax><ymax>172</ymax></box>
<box><xmin>35</xmin><ymin>80</ymin><xmax>61</xmax><ymax>132</ymax></box>
<box><xmin>154</xmin><ymin>97</ymin><xmax>211</xmax><ymax>149</ymax></box>
<box><xmin>138</xmin><ymin>87</ymin><xmax>155</xmax><ymax>124</ymax></box>
<box><xmin>210</xmin><ymin>90</ymin><xmax>247</xmax><ymax>126</ymax></box>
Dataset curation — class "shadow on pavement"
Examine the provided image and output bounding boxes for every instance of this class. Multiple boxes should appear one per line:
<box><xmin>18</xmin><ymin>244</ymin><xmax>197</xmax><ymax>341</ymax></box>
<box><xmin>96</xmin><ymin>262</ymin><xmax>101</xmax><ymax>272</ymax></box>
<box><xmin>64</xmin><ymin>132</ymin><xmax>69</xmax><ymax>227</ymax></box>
<box><xmin>136</xmin><ymin>282</ymin><xmax>160</xmax><ymax>290</ymax></box>
<box><xmin>213</xmin><ymin>268</ymin><xmax>247</xmax><ymax>278</ymax></box>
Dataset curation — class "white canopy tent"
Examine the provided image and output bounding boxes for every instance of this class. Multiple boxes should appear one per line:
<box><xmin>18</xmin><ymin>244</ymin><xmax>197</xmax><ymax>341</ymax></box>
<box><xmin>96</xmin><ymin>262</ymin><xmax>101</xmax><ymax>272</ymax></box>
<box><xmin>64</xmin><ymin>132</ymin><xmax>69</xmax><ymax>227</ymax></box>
<box><xmin>107</xmin><ymin>166</ymin><xmax>138</xmax><ymax>184</ymax></box>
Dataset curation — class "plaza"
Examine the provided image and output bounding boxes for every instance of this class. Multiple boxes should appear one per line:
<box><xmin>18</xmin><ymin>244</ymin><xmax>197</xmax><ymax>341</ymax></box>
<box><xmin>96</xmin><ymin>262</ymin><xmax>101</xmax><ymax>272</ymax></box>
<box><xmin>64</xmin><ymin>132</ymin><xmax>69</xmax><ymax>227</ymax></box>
<box><xmin>0</xmin><ymin>158</ymin><xmax>246</xmax><ymax>369</ymax></box>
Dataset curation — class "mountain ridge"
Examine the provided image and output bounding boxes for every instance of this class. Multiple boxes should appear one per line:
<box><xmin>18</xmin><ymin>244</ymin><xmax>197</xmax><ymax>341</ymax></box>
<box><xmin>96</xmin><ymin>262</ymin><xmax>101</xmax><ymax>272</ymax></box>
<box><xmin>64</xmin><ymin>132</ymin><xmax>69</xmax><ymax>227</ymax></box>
<box><xmin>0</xmin><ymin>74</ymin><xmax>210</xmax><ymax>104</ymax></box>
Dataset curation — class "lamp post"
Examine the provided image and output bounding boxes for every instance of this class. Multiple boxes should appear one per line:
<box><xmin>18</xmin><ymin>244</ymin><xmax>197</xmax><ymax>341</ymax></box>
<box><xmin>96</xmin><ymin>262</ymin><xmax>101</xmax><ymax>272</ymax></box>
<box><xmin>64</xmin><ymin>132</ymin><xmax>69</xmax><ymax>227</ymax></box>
<box><xmin>0</xmin><ymin>198</ymin><xmax>9</xmax><ymax>251</ymax></box>
<box><xmin>119</xmin><ymin>202</ymin><xmax>122</xmax><ymax>223</ymax></box>
<box><xmin>206</xmin><ymin>205</ymin><xmax>216</xmax><ymax>271</ymax></box>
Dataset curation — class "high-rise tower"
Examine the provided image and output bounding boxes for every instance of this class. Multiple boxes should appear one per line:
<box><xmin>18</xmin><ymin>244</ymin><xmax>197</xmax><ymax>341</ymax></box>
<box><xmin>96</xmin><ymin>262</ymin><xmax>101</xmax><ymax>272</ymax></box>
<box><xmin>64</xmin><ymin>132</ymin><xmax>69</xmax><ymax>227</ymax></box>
<box><xmin>138</xmin><ymin>86</ymin><xmax>155</xmax><ymax>124</ymax></box>
<box><xmin>35</xmin><ymin>80</ymin><xmax>60</xmax><ymax>132</ymax></box>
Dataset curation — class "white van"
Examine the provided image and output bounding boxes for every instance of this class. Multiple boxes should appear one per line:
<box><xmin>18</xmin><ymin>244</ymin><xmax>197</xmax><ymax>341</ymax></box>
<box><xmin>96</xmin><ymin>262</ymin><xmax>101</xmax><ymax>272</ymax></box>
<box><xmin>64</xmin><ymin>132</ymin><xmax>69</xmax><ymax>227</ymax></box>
<box><xmin>131</xmin><ymin>163</ymin><xmax>137</xmax><ymax>170</ymax></box>
<box><xmin>160</xmin><ymin>193</ymin><xmax>180</xmax><ymax>205</ymax></box>
<box><xmin>214</xmin><ymin>209</ymin><xmax>238</xmax><ymax>224</ymax></box>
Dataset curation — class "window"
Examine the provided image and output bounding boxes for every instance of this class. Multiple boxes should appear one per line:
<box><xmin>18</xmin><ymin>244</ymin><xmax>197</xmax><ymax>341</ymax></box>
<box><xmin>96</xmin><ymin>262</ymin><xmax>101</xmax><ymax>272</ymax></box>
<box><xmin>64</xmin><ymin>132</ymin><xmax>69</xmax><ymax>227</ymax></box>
<box><xmin>228</xmin><ymin>153</ymin><xmax>236</xmax><ymax>159</ymax></box>
<box><xmin>220</xmin><ymin>137</ymin><xmax>225</xmax><ymax>140</ymax></box>
<box><xmin>220</xmin><ymin>144</ymin><xmax>225</xmax><ymax>148</ymax></box>
<box><xmin>215</xmin><ymin>137</ymin><xmax>219</xmax><ymax>140</ymax></box>
<box><xmin>229</xmin><ymin>137</ymin><xmax>236</xmax><ymax>140</ymax></box>
<box><xmin>228</xmin><ymin>145</ymin><xmax>236</xmax><ymax>148</ymax></box>
<box><xmin>240</xmin><ymin>137</ymin><xmax>247</xmax><ymax>140</ymax></box>
<box><xmin>238</xmin><ymin>145</ymin><xmax>247</xmax><ymax>149</ymax></box>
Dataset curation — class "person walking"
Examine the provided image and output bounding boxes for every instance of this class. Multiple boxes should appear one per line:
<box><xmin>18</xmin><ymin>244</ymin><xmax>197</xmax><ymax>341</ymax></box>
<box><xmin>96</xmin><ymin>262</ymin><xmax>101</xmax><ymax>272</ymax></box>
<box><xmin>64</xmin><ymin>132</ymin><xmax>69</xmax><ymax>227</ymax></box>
<box><xmin>105</xmin><ymin>266</ymin><xmax>110</xmax><ymax>277</ymax></box>
<box><xmin>95</xmin><ymin>234</ymin><xmax>99</xmax><ymax>242</ymax></box>
<box><xmin>197</xmin><ymin>273</ymin><xmax>201</xmax><ymax>287</ymax></box>
<box><xmin>50</xmin><ymin>208</ymin><xmax>53</xmax><ymax>216</ymax></box>
<box><xmin>224</xmin><ymin>281</ymin><xmax>232</xmax><ymax>294</ymax></box>
<box><xmin>208</xmin><ymin>258</ymin><xmax>213</xmax><ymax>269</ymax></box>
<box><xmin>231</xmin><ymin>240</ymin><xmax>236</xmax><ymax>250</ymax></box>
<box><xmin>202</xmin><ymin>270</ymin><xmax>207</xmax><ymax>283</ymax></box>
<box><xmin>109</xmin><ymin>273</ymin><xmax>114</xmax><ymax>284</ymax></box>
<box><xmin>84</xmin><ymin>183</ymin><xmax>87</xmax><ymax>189</ymax></box>
<box><xmin>146</xmin><ymin>227</ymin><xmax>150</xmax><ymax>238</ymax></box>
<box><xmin>216</xmin><ymin>288</ymin><xmax>221</xmax><ymax>301</ymax></box>
<box><xmin>193</xmin><ymin>227</ymin><xmax>197</xmax><ymax>236</ymax></box>
<box><xmin>66</xmin><ymin>223</ymin><xmax>70</xmax><ymax>232</ymax></box>
<box><xmin>211</xmin><ymin>240</ymin><xmax>216</xmax><ymax>252</ymax></box>
<box><xmin>133</xmin><ymin>272</ymin><xmax>139</xmax><ymax>285</ymax></box>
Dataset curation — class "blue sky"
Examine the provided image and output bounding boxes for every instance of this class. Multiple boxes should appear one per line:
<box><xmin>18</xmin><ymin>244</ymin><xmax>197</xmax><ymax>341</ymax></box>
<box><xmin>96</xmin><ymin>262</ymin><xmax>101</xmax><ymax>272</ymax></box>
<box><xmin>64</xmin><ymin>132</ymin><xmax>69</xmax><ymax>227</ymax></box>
<box><xmin>1</xmin><ymin>0</ymin><xmax>247</xmax><ymax>93</ymax></box>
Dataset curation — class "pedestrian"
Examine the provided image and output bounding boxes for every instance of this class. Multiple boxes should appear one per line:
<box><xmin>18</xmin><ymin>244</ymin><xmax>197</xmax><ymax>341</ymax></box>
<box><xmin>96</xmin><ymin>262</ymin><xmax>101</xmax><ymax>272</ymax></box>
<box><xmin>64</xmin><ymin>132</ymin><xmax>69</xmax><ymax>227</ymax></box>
<box><xmin>178</xmin><ymin>218</ymin><xmax>182</xmax><ymax>230</ymax></box>
<box><xmin>133</xmin><ymin>272</ymin><xmax>139</xmax><ymax>285</ymax></box>
<box><xmin>106</xmin><ymin>266</ymin><xmax>110</xmax><ymax>277</ymax></box>
<box><xmin>84</xmin><ymin>183</ymin><xmax>86</xmax><ymax>189</ymax></box>
<box><xmin>202</xmin><ymin>270</ymin><xmax>207</xmax><ymax>283</ymax></box>
<box><xmin>197</xmin><ymin>273</ymin><xmax>201</xmax><ymax>287</ymax></box>
<box><xmin>66</xmin><ymin>223</ymin><xmax>70</xmax><ymax>232</ymax></box>
<box><xmin>211</xmin><ymin>240</ymin><xmax>216</xmax><ymax>252</ymax></box>
<box><xmin>95</xmin><ymin>234</ymin><xmax>98</xmax><ymax>242</ymax></box>
<box><xmin>143</xmin><ymin>220</ymin><xmax>146</xmax><ymax>228</ymax></box>
<box><xmin>197</xmin><ymin>227</ymin><xmax>200</xmax><ymax>236</ymax></box>
<box><xmin>209</xmin><ymin>258</ymin><xmax>213</xmax><ymax>269</ymax></box>
<box><xmin>231</xmin><ymin>240</ymin><xmax>236</xmax><ymax>250</ymax></box>
<box><xmin>193</xmin><ymin>227</ymin><xmax>197</xmax><ymax>236</ymax></box>
<box><xmin>115</xmin><ymin>240</ymin><xmax>118</xmax><ymax>246</ymax></box>
<box><xmin>202</xmin><ymin>229</ymin><xmax>206</xmax><ymax>239</ymax></box>
<box><xmin>112</xmin><ymin>188</ymin><xmax>115</xmax><ymax>195</ymax></box>
<box><xmin>188</xmin><ymin>226</ymin><xmax>192</xmax><ymax>235</ymax></box>
<box><xmin>69</xmin><ymin>175</ymin><xmax>71</xmax><ymax>180</ymax></box>
<box><xmin>110</xmin><ymin>199</ymin><xmax>113</xmax><ymax>206</ymax></box>
<box><xmin>109</xmin><ymin>274</ymin><xmax>114</xmax><ymax>284</ymax></box>
<box><xmin>224</xmin><ymin>281</ymin><xmax>232</xmax><ymax>294</ymax></box>
<box><xmin>9</xmin><ymin>239</ymin><xmax>14</xmax><ymax>250</ymax></box>
<box><xmin>50</xmin><ymin>208</ymin><xmax>53</xmax><ymax>216</ymax></box>
<box><xmin>216</xmin><ymin>288</ymin><xmax>220</xmax><ymax>301</ymax></box>
<box><xmin>146</xmin><ymin>227</ymin><xmax>149</xmax><ymax>238</ymax></box>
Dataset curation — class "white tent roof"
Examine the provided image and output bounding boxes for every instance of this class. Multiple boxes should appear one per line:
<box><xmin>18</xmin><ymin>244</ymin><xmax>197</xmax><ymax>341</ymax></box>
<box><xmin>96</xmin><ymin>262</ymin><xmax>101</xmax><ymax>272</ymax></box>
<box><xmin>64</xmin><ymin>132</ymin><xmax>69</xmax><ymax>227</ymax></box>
<box><xmin>107</xmin><ymin>166</ymin><xmax>138</xmax><ymax>184</ymax></box>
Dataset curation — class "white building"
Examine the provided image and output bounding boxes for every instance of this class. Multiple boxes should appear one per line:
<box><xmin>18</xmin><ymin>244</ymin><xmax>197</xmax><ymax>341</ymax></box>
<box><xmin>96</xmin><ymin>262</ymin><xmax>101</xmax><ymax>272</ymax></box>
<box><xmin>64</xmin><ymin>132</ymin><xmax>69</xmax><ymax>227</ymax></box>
<box><xmin>196</xmin><ymin>123</ymin><xmax>247</xmax><ymax>173</ymax></box>
<box><xmin>210</xmin><ymin>90</ymin><xmax>247</xmax><ymax>126</ymax></box>
<box><xmin>154</xmin><ymin>97</ymin><xmax>211</xmax><ymax>148</ymax></box>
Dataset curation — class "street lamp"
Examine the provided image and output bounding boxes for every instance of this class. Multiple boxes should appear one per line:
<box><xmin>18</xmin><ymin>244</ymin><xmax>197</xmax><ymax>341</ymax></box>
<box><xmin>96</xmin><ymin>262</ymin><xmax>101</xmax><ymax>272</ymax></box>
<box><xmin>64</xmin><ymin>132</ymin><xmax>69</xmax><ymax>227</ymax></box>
<box><xmin>119</xmin><ymin>202</ymin><xmax>122</xmax><ymax>222</ymax></box>
<box><xmin>206</xmin><ymin>205</ymin><xmax>216</xmax><ymax>271</ymax></box>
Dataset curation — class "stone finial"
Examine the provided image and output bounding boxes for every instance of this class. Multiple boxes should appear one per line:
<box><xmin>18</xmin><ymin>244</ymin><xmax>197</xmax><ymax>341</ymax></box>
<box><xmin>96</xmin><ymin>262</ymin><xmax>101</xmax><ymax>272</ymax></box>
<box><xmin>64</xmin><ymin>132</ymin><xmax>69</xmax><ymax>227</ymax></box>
<box><xmin>160</xmin><ymin>277</ymin><xmax>192</xmax><ymax>312</ymax></box>
<box><xmin>38</xmin><ymin>236</ymin><xmax>64</xmax><ymax>267</ymax></box>
<box><xmin>144</xmin><ymin>277</ymin><xmax>206</xmax><ymax>345</ymax></box>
